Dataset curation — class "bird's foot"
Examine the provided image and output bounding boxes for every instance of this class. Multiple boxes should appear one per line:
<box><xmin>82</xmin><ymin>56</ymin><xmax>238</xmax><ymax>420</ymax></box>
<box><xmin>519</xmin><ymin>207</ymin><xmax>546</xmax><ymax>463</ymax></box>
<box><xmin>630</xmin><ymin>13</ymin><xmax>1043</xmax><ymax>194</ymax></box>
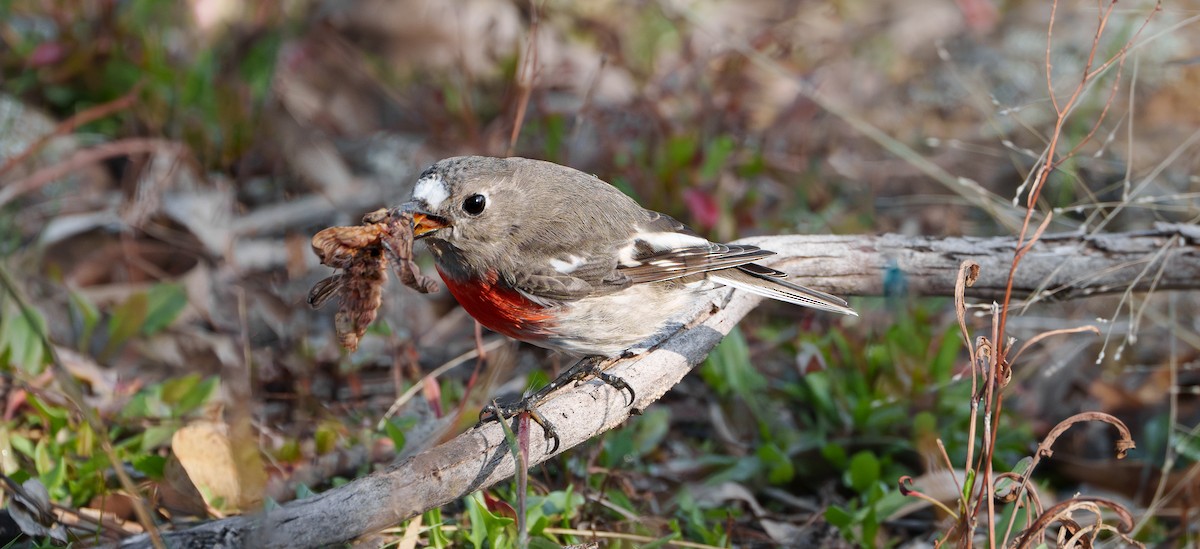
<box><xmin>477</xmin><ymin>356</ymin><xmax>636</xmax><ymax>453</ymax></box>
<box><xmin>477</xmin><ymin>399</ymin><xmax>561</xmax><ymax>452</ymax></box>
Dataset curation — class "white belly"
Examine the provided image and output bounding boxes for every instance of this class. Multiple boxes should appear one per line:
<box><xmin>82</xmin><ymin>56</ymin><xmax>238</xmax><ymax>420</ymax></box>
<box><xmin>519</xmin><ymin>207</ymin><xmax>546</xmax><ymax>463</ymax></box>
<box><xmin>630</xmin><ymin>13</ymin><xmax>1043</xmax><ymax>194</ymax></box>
<box><xmin>538</xmin><ymin>283</ymin><xmax>700</xmax><ymax>357</ymax></box>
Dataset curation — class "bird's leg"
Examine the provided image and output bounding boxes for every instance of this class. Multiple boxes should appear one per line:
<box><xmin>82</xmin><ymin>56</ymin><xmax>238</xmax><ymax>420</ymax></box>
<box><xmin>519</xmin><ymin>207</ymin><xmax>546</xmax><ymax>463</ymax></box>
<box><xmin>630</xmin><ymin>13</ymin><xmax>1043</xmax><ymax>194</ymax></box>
<box><xmin>478</xmin><ymin>355</ymin><xmax>636</xmax><ymax>453</ymax></box>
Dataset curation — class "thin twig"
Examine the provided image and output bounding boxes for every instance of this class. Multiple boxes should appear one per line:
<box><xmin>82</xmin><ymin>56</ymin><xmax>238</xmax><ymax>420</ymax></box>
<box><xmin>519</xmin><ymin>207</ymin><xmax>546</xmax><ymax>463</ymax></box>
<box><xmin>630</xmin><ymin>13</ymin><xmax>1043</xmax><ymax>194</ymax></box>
<box><xmin>0</xmin><ymin>83</ymin><xmax>142</xmax><ymax>179</ymax></box>
<box><xmin>507</xmin><ymin>0</ymin><xmax>541</xmax><ymax>156</ymax></box>
<box><xmin>0</xmin><ymin>138</ymin><xmax>182</xmax><ymax>207</ymax></box>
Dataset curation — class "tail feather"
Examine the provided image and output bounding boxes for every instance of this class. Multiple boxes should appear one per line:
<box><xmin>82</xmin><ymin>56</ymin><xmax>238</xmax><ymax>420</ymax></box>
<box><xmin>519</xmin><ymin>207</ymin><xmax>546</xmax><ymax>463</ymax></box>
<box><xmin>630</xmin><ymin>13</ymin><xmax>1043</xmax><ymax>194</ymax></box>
<box><xmin>709</xmin><ymin>264</ymin><xmax>857</xmax><ymax>316</ymax></box>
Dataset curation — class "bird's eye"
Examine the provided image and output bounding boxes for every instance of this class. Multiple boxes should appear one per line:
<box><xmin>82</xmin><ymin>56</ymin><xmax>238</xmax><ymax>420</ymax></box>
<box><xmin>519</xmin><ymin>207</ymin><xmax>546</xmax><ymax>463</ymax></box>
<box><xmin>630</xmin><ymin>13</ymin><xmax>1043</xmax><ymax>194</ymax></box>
<box><xmin>462</xmin><ymin>194</ymin><xmax>486</xmax><ymax>215</ymax></box>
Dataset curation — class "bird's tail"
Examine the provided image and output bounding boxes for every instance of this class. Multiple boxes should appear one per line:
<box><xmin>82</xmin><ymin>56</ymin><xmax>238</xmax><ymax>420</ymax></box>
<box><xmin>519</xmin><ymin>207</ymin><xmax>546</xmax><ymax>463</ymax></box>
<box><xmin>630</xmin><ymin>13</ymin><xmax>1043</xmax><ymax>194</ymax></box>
<box><xmin>709</xmin><ymin>264</ymin><xmax>858</xmax><ymax>316</ymax></box>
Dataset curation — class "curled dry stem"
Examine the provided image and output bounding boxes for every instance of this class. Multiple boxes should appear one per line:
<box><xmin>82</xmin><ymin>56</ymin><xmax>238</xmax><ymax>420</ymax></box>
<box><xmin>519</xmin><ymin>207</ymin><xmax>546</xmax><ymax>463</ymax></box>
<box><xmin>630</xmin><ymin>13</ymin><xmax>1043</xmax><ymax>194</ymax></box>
<box><xmin>1037</xmin><ymin>412</ymin><xmax>1135</xmax><ymax>461</ymax></box>
<box><xmin>1064</xmin><ymin>523</ymin><xmax>1144</xmax><ymax>549</ymax></box>
<box><xmin>954</xmin><ymin>261</ymin><xmax>981</xmax><ymax>360</ymax></box>
<box><xmin>1013</xmin><ymin>497</ymin><xmax>1136</xmax><ymax>549</ymax></box>
<box><xmin>953</xmin><ymin>260</ymin><xmax>984</xmax><ymax>525</ymax></box>
<box><xmin>998</xmin><ymin>414</ymin><xmax>1137</xmax><ymax>546</ymax></box>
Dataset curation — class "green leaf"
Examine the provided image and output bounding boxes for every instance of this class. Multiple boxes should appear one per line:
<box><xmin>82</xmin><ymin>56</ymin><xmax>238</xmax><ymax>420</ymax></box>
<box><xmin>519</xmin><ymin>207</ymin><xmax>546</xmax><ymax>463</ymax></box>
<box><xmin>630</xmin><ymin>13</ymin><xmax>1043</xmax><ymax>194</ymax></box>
<box><xmin>75</xmin><ymin>417</ymin><xmax>96</xmax><ymax>458</ymax></box>
<box><xmin>700</xmin><ymin>327</ymin><xmax>765</xmax><ymax>401</ymax></box>
<box><xmin>825</xmin><ymin>504</ymin><xmax>854</xmax><ymax>529</ymax></box>
<box><xmin>120</xmin><ymin>391</ymin><xmax>159</xmax><ymax>420</ymax></box>
<box><xmin>801</xmin><ymin>371</ymin><xmax>838</xmax><ymax>425</ymax></box>
<box><xmin>238</xmin><ymin>33</ymin><xmax>283</xmax><ymax>102</ymax></box>
<box><xmin>862</xmin><ymin>504</ymin><xmax>879</xmax><ymax>545</ymax></box>
<box><xmin>496</xmin><ymin>409</ymin><xmax>522</xmax><ymax>466</ymax></box>
<box><xmin>131</xmin><ymin>454</ymin><xmax>167</xmax><ymax>478</ymax></box>
<box><xmin>161</xmin><ymin>374</ymin><xmax>202</xmax><ymax>405</ymax></box>
<box><xmin>527</xmin><ymin>514</ymin><xmax>549</xmax><ymax>537</ymax></box>
<box><xmin>384</xmin><ymin>418</ymin><xmax>407</xmax><ymax>454</ymax></box>
<box><xmin>34</xmin><ymin>438</ymin><xmax>53</xmax><ymax>474</ymax></box>
<box><xmin>142</xmin><ymin>283</ymin><xmax>188</xmax><ymax>335</ymax></box>
<box><xmin>424</xmin><ymin>507</ymin><xmax>450</xmax><ymax>548</ymax></box>
<box><xmin>9</xmin><ymin>433</ymin><xmax>34</xmax><ymax>459</ymax></box>
<box><xmin>663</xmin><ymin>135</ymin><xmax>697</xmax><ymax>173</ymax></box>
<box><xmin>314</xmin><ymin>422</ymin><xmax>339</xmax><ymax>455</ymax></box>
<box><xmin>141</xmin><ymin>425</ymin><xmax>177</xmax><ymax>450</ymax></box>
<box><xmin>0</xmin><ymin>427</ymin><xmax>18</xmax><ymax>474</ymax></box>
<box><xmin>931</xmin><ymin>326</ymin><xmax>962</xmax><ymax>383</ymax></box>
<box><xmin>43</xmin><ymin>455</ymin><xmax>67</xmax><ymax>492</ymax></box>
<box><xmin>466</xmin><ymin>492</ymin><xmax>514</xmax><ymax>549</ymax></box>
<box><xmin>173</xmin><ymin>376</ymin><xmax>219</xmax><ymax>416</ymax></box>
<box><xmin>365</xmin><ymin>318</ymin><xmax>392</xmax><ymax>336</ymax></box>
<box><xmin>873</xmin><ymin>488</ymin><xmax>912</xmax><ymax>520</ymax></box>
<box><xmin>757</xmin><ymin>442</ymin><xmax>795</xmax><ymax>484</ymax></box>
<box><xmin>640</xmin><ymin>533</ymin><xmax>681</xmax><ymax>549</ymax></box>
<box><xmin>1</xmin><ymin>304</ymin><xmax>48</xmax><ymax>373</ymax></box>
<box><xmin>847</xmin><ymin>451</ymin><xmax>881</xmax><ymax>493</ymax></box>
<box><xmin>106</xmin><ymin>292</ymin><xmax>149</xmax><ymax>355</ymax></box>
<box><xmin>822</xmin><ymin>443</ymin><xmax>848</xmax><ymax>468</ymax></box>
<box><xmin>699</xmin><ymin>135</ymin><xmax>735</xmax><ymax>180</ymax></box>
<box><xmin>295</xmin><ymin>484</ymin><xmax>316</xmax><ymax>499</ymax></box>
<box><xmin>600</xmin><ymin>426</ymin><xmax>635</xmax><ymax>468</ymax></box>
<box><xmin>69</xmin><ymin>290</ymin><xmax>100</xmax><ymax>351</ymax></box>
<box><xmin>27</xmin><ymin>394</ymin><xmax>69</xmax><ymax>429</ymax></box>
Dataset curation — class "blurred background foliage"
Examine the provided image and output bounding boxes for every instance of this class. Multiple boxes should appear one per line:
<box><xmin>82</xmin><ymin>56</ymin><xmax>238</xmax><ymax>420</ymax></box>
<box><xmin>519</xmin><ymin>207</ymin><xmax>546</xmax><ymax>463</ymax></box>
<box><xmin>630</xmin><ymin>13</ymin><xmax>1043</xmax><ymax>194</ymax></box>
<box><xmin>0</xmin><ymin>0</ymin><xmax>1197</xmax><ymax>546</ymax></box>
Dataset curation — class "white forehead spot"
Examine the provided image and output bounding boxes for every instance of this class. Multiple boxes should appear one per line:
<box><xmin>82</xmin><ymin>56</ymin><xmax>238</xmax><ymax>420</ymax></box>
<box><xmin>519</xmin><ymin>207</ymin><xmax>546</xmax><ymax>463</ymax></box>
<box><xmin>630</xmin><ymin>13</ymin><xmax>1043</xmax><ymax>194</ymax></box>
<box><xmin>413</xmin><ymin>174</ymin><xmax>450</xmax><ymax>210</ymax></box>
<box><xmin>549</xmin><ymin>255</ymin><xmax>586</xmax><ymax>274</ymax></box>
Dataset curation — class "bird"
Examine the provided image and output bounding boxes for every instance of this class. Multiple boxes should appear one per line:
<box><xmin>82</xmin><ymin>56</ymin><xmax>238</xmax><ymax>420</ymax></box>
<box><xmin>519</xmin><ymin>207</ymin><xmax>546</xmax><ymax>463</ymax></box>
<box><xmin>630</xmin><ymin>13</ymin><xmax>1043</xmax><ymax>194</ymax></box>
<box><xmin>400</xmin><ymin>156</ymin><xmax>855</xmax><ymax>450</ymax></box>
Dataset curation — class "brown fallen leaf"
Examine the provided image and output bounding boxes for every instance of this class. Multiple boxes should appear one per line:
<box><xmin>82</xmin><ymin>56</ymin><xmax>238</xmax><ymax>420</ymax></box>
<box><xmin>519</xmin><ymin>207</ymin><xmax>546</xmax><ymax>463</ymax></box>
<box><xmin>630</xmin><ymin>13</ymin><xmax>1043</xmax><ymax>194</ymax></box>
<box><xmin>171</xmin><ymin>420</ymin><xmax>267</xmax><ymax>514</ymax></box>
<box><xmin>308</xmin><ymin>208</ymin><xmax>439</xmax><ymax>351</ymax></box>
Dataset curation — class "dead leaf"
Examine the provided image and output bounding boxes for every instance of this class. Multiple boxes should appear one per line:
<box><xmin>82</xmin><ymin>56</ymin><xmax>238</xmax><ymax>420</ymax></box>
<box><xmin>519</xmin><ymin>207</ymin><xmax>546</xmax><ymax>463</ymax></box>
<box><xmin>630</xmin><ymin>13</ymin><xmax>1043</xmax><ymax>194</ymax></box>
<box><xmin>171</xmin><ymin>420</ymin><xmax>268</xmax><ymax>513</ymax></box>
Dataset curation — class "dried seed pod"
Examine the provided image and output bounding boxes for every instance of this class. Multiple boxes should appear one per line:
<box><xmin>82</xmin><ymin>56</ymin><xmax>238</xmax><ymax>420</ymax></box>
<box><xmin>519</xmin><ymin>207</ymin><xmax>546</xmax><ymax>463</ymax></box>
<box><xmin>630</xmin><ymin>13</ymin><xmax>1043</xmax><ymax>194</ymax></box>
<box><xmin>308</xmin><ymin>208</ymin><xmax>439</xmax><ymax>351</ymax></box>
<box><xmin>335</xmin><ymin>245</ymin><xmax>388</xmax><ymax>351</ymax></box>
<box><xmin>383</xmin><ymin>210</ymin><xmax>440</xmax><ymax>294</ymax></box>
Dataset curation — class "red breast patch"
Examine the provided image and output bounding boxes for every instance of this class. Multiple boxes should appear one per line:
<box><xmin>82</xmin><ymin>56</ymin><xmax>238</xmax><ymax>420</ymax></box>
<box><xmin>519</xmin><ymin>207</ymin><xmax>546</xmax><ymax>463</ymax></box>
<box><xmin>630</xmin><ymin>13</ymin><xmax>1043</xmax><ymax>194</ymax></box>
<box><xmin>437</xmin><ymin>267</ymin><xmax>553</xmax><ymax>341</ymax></box>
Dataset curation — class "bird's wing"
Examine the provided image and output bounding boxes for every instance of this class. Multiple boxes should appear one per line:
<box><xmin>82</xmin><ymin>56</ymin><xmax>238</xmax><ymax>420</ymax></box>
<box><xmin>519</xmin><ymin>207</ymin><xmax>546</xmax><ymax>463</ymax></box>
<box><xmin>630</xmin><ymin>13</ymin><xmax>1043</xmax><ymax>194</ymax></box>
<box><xmin>614</xmin><ymin>211</ymin><xmax>776</xmax><ymax>284</ymax></box>
<box><xmin>712</xmin><ymin>264</ymin><xmax>856</xmax><ymax>316</ymax></box>
<box><xmin>508</xmin><ymin>251</ymin><xmax>631</xmax><ymax>304</ymax></box>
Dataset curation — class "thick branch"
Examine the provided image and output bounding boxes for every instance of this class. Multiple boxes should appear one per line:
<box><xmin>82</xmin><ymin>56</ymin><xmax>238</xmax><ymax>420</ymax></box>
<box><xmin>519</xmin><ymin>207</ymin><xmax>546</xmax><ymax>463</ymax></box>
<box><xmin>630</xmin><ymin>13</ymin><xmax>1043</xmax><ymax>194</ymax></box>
<box><xmin>115</xmin><ymin>224</ymin><xmax>1199</xmax><ymax>548</ymax></box>
<box><xmin>743</xmin><ymin>222</ymin><xmax>1200</xmax><ymax>300</ymax></box>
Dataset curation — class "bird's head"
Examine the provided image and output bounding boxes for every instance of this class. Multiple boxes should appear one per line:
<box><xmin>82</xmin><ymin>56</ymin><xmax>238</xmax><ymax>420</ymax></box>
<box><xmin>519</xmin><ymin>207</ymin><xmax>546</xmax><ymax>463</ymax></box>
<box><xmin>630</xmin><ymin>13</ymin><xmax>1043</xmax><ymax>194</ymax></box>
<box><xmin>403</xmin><ymin>156</ymin><xmax>506</xmax><ymax>237</ymax></box>
<box><xmin>400</xmin><ymin>156</ymin><xmax>531</xmax><ymax>267</ymax></box>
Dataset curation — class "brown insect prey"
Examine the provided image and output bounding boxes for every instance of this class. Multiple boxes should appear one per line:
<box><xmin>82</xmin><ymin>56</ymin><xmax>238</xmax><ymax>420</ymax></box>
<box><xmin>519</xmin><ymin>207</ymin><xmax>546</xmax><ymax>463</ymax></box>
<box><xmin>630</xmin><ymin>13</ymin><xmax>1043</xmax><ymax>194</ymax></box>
<box><xmin>308</xmin><ymin>208</ymin><xmax>439</xmax><ymax>351</ymax></box>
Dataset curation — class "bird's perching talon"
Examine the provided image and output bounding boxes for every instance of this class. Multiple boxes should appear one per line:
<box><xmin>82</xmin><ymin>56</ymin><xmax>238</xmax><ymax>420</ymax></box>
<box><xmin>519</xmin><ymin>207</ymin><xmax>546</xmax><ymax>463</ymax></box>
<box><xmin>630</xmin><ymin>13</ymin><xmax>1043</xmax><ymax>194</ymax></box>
<box><xmin>557</xmin><ymin>356</ymin><xmax>635</xmax><ymax>405</ymax></box>
<box><xmin>475</xmin><ymin>355</ymin><xmax>639</xmax><ymax>454</ymax></box>
<box><xmin>477</xmin><ymin>398</ymin><xmax>563</xmax><ymax>453</ymax></box>
<box><xmin>595</xmin><ymin>371</ymin><xmax>636</xmax><ymax>406</ymax></box>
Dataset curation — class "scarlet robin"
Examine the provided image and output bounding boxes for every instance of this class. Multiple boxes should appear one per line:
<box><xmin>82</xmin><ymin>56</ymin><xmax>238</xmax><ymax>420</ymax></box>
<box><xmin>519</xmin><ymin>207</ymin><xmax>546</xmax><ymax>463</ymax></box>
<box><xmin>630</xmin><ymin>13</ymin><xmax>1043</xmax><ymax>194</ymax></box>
<box><xmin>401</xmin><ymin>156</ymin><xmax>855</xmax><ymax>450</ymax></box>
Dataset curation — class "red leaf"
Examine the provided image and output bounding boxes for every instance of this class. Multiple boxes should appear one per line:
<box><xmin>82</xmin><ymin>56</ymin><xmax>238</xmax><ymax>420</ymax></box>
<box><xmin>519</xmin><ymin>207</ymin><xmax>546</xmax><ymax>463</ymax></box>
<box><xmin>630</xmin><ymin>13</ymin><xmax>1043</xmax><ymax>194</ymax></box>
<box><xmin>683</xmin><ymin>187</ymin><xmax>720</xmax><ymax>229</ymax></box>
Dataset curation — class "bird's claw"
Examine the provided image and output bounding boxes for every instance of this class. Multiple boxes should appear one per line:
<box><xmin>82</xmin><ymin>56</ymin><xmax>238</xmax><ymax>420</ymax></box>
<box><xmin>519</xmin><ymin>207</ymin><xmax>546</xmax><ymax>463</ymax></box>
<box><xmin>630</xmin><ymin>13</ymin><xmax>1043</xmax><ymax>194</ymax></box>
<box><xmin>475</xmin><ymin>356</ymin><xmax>637</xmax><ymax>455</ymax></box>
<box><xmin>594</xmin><ymin>371</ymin><xmax>635</xmax><ymax>406</ymax></box>
<box><xmin>478</xmin><ymin>399</ymin><xmax>562</xmax><ymax>453</ymax></box>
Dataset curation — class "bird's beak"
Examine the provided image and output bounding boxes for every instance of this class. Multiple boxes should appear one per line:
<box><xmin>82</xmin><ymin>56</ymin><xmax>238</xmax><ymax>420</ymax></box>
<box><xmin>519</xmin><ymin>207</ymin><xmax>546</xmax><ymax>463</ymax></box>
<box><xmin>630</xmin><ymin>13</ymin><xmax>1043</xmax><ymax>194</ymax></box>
<box><xmin>400</xmin><ymin>203</ymin><xmax>448</xmax><ymax>239</ymax></box>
